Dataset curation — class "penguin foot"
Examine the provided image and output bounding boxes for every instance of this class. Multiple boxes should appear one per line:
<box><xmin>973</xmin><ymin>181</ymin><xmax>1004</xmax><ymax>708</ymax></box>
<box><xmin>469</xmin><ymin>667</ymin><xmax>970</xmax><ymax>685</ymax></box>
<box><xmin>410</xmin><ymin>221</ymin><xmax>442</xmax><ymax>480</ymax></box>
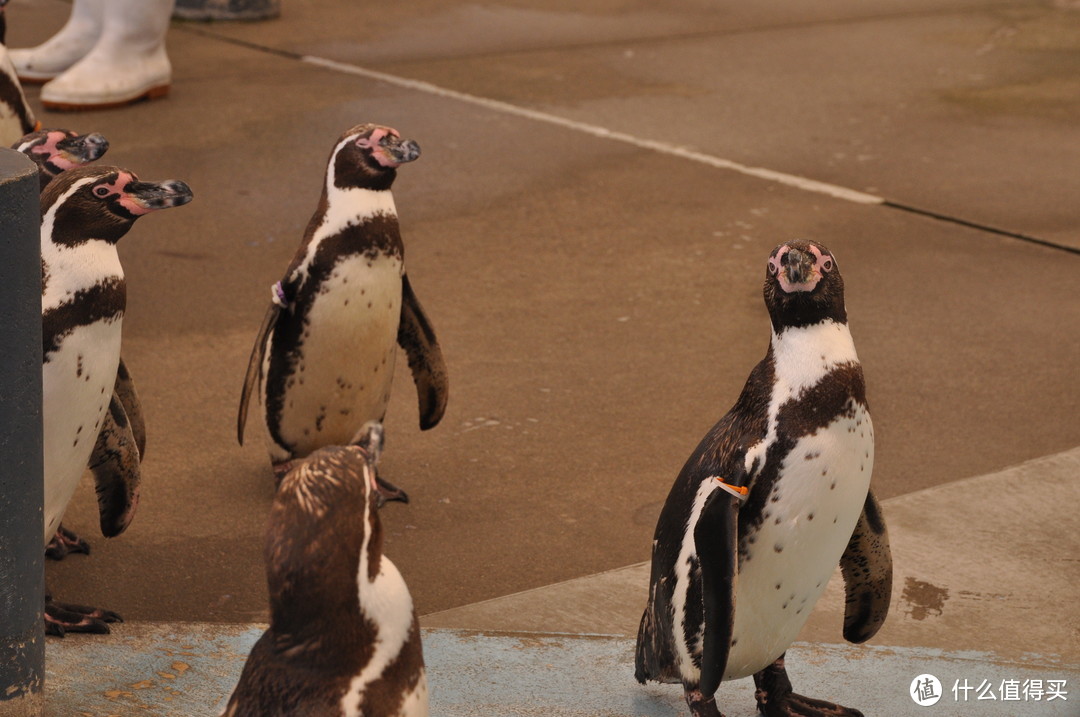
<box><xmin>685</xmin><ymin>689</ymin><xmax>725</xmax><ymax>717</ymax></box>
<box><xmin>753</xmin><ymin>655</ymin><xmax>863</xmax><ymax>717</ymax></box>
<box><xmin>44</xmin><ymin>596</ymin><xmax>122</xmax><ymax>638</ymax></box>
<box><xmin>45</xmin><ymin>524</ymin><xmax>91</xmax><ymax>560</ymax></box>
<box><xmin>754</xmin><ymin>692</ymin><xmax>863</xmax><ymax>717</ymax></box>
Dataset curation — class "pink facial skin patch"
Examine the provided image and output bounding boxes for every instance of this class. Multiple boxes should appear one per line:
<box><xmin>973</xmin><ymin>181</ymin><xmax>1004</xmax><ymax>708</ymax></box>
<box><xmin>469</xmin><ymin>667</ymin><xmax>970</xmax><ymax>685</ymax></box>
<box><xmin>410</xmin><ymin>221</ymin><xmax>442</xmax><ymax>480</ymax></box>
<box><xmin>355</xmin><ymin>127</ymin><xmax>404</xmax><ymax>168</ymax></box>
<box><xmin>769</xmin><ymin>244</ymin><xmax>833</xmax><ymax>294</ymax></box>
<box><xmin>95</xmin><ymin>172</ymin><xmax>154</xmax><ymax>216</ymax></box>
<box><xmin>31</xmin><ymin>131</ymin><xmax>79</xmax><ymax>172</ymax></box>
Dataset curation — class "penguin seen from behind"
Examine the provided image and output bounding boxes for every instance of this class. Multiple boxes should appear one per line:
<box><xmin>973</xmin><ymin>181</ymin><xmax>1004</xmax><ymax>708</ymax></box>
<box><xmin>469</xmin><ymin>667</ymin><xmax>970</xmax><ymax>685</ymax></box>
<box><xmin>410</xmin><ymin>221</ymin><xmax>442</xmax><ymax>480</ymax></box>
<box><xmin>223</xmin><ymin>422</ymin><xmax>428</xmax><ymax>717</ymax></box>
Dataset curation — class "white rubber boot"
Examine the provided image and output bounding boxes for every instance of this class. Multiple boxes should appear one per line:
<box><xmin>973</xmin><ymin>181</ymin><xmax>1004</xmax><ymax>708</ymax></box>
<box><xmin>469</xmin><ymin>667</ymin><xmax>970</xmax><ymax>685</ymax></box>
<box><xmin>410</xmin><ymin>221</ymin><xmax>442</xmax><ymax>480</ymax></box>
<box><xmin>41</xmin><ymin>0</ymin><xmax>174</xmax><ymax>111</ymax></box>
<box><xmin>8</xmin><ymin>0</ymin><xmax>106</xmax><ymax>84</ymax></box>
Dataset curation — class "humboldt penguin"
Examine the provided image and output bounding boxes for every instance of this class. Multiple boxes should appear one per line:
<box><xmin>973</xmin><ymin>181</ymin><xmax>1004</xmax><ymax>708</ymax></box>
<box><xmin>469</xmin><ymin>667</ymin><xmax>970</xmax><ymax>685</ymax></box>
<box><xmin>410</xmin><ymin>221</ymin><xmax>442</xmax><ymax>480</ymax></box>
<box><xmin>635</xmin><ymin>240</ymin><xmax>892</xmax><ymax>717</ymax></box>
<box><xmin>223</xmin><ymin>422</ymin><xmax>428</xmax><ymax>716</ymax></box>
<box><xmin>16</xmin><ymin>127</ymin><xmax>149</xmax><ymax>560</ymax></box>
<box><xmin>40</xmin><ymin>165</ymin><xmax>192</xmax><ymax>634</ymax></box>
<box><xmin>238</xmin><ymin>123</ymin><xmax>448</xmax><ymax>486</ymax></box>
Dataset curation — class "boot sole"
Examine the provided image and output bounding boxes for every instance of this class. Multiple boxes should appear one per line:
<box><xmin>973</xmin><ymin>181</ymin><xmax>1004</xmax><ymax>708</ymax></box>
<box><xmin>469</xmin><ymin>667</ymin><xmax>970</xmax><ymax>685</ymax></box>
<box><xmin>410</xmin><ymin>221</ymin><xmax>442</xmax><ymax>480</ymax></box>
<box><xmin>15</xmin><ymin>74</ymin><xmax>54</xmax><ymax>85</ymax></box>
<box><xmin>42</xmin><ymin>84</ymin><xmax>170</xmax><ymax>112</ymax></box>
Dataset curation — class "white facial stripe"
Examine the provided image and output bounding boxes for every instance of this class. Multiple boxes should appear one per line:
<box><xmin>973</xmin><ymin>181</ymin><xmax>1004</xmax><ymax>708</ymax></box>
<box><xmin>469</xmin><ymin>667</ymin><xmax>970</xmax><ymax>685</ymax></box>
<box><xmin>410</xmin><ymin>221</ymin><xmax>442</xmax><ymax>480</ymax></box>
<box><xmin>41</xmin><ymin>175</ymin><xmax>125</xmax><ymax>313</ymax></box>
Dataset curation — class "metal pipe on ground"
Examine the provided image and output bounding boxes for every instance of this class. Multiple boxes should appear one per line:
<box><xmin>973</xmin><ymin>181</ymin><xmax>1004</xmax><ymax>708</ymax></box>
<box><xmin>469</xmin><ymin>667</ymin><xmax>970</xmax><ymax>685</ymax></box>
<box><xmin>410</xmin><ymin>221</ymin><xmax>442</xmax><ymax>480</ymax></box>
<box><xmin>0</xmin><ymin>148</ymin><xmax>44</xmax><ymax>716</ymax></box>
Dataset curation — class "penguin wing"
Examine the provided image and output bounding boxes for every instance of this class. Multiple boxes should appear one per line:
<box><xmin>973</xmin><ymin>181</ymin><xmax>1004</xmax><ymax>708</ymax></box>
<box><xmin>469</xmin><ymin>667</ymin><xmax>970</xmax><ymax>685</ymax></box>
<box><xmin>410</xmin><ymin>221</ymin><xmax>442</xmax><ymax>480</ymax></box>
<box><xmin>695</xmin><ymin>487</ymin><xmax>741</xmax><ymax>698</ymax></box>
<box><xmin>89</xmin><ymin>393</ymin><xmax>142</xmax><ymax>538</ymax></box>
<box><xmin>397</xmin><ymin>273</ymin><xmax>449</xmax><ymax>430</ymax></box>
<box><xmin>839</xmin><ymin>488</ymin><xmax>893</xmax><ymax>643</ymax></box>
<box><xmin>114</xmin><ymin>357</ymin><xmax>147</xmax><ymax>458</ymax></box>
<box><xmin>238</xmin><ymin>302</ymin><xmax>281</xmax><ymax>445</ymax></box>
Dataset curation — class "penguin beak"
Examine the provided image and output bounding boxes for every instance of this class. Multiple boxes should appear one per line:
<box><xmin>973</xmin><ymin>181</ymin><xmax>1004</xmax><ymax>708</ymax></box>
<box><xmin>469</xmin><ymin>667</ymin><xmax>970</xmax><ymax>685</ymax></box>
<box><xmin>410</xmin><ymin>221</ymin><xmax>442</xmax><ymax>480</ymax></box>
<box><xmin>57</xmin><ymin>132</ymin><xmax>109</xmax><ymax>164</ymax></box>
<box><xmin>125</xmin><ymin>179</ymin><xmax>194</xmax><ymax>211</ymax></box>
<box><xmin>784</xmin><ymin>248</ymin><xmax>814</xmax><ymax>285</ymax></box>
<box><xmin>379</xmin><ymin>135</ymin><xmax>421</xmax><ymax>166</ymax></box>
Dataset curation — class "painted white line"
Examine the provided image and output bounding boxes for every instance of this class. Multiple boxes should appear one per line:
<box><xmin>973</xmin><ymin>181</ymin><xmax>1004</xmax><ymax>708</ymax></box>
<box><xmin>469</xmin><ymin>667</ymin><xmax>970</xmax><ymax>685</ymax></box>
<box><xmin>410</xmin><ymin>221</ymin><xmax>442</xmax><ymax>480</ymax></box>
<box><xmin>301</xmin><ymin>55</ymin><xmax>885</xmax><ymax>206</ymax></box>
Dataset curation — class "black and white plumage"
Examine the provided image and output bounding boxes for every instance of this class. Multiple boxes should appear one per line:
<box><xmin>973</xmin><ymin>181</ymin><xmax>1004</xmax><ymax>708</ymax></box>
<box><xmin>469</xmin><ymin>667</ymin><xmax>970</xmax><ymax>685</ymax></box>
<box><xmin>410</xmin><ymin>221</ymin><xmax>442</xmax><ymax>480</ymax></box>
<box><xmin>40</xmin><ymin>165</ymin><xmax>192</xmax><ymax>635</ymax></box>
<box><xmin>635</xmin><ymin>240</ymin><xmax>892</xmax><ymax>717</ymax></box>
<box><xmin>238</xmin><ymin>123</ymin><xmax>448</xmax><ymax>481</ymax></box>
<box><xmin>223</xmin><ymin>422</ymin><xmax>428</xmax><ymax>717</ymax></box>
<box><xmin>16</xmin><ymin>127</ymin><xmax>151</xmax><ymax>561</ymax></box>
<box><xmin>0</xmin><ymin>12</ymin><xmax>38</xmax><ymax>147</ymax></box>
<box><xmin>14</xmin><ymin>127</ymin><xmax>110</xmax><ymax>191</ymax></box>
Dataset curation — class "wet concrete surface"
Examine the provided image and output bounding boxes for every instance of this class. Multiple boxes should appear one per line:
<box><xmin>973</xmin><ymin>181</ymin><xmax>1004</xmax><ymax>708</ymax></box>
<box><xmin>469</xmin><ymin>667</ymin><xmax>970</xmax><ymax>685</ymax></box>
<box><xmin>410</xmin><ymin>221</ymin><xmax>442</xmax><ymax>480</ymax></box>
<box><xmin>2</xmin><ymin>0</ymin><xmax>1079</xmax><ymax>713</ymax></box>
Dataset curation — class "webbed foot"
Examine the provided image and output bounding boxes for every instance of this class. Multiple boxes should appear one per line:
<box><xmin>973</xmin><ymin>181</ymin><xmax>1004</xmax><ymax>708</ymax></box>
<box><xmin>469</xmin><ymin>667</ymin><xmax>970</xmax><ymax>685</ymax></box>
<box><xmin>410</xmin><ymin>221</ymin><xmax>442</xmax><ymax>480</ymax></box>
<box><xmin>45</xmin><ymin>524</ymin><xmax>91</xmax><ymax>560</ymax></box>
<box><xmin>685</xmin><ymin>688</ymin><xmax>725</xmax><ymax>717</ymax></box>
<box><xmin>45</xmin><ymin>595</ymin><xmax>122</xmax><ymax>637</ymax></box>
<box><xmin>753</xmin><ymin>654</ymin><xmax>863</xmax><ymax>717</ymax></box>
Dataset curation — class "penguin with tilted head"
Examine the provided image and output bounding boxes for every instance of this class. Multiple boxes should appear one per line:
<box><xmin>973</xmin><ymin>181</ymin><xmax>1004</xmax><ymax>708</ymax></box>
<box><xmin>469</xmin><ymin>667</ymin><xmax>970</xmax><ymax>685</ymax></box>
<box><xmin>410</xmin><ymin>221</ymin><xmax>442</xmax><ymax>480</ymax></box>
<box><xmin>40</xmin><ymin>165</ymin><xmax>192</xmax><ymax>634</ymax></box>
<box><xmin>223</xmin><ymin>422</ymin><xmax>428</xmax><ymax>717</ymax></box>
<box><xmin>238</xmin><ymin>123</ymin><xmax>448</xmax><ymax>488</ymax></box>
<box><xmin>635</xmin><ymin>240</ymin><xmax>892</xmax><ymax>717</ymax></box>
<box><xmin>17</xmin><ymin>127</ymin><xmax>149</xmax><ymax>561</ymax></box>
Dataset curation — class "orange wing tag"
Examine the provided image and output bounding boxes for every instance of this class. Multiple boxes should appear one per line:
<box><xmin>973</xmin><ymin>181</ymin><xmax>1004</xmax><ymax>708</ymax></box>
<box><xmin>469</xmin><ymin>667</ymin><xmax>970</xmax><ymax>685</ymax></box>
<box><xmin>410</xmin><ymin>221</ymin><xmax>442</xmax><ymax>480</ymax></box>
<box><xmin>714</xmin><ymin>476</ymin><xmax>749</xmax><ymax>502</ymax></box>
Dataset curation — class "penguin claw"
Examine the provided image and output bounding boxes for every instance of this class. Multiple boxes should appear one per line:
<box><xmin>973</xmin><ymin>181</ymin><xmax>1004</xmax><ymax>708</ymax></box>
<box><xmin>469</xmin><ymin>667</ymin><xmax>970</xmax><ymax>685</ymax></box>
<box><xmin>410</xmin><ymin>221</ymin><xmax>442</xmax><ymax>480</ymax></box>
<box><xmin>45</xmin><ymin>524</ymin><xmax>91</xmax><ymax>560</ymax></box>
<box><xmin>374</xmin><ymin>473</ymin><xmax>409</xmax><ymax>507</ymax></box>
<box><xmin>44</xmin><ymin>596</ymin><xmax>122</xmax><ymax>638</ymax></box>
<box><xmin>685</xmin><ymin>689</ymin><xmax>725</xmax><ymax>717</ymax></box>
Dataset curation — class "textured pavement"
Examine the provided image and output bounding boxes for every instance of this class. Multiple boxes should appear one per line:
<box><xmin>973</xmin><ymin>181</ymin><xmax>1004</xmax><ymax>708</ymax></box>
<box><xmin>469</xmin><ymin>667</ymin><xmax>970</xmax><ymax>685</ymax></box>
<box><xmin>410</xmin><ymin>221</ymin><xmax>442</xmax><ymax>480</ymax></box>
<box><xmin>2</xmin><ymin>0</ymin><xmax>1078</xmax><ymax>714</ymax></box>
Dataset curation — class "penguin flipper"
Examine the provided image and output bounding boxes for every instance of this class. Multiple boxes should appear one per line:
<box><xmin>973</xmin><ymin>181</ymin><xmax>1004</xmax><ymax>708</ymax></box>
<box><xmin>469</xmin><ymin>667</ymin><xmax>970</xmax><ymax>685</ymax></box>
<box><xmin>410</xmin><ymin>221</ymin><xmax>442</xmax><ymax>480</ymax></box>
<box><xmin>238</xmin><ymin>302</ymin><xmax>281</xmax><ymax>445</ymax></box>
<box><xmin>695</xmin><ymin>488</ymin><xmax>740</xmax><ymax>698</ymax></box>
<box><xmin>839</xmin><ymin>488</ymin><xmax>892</xmax><ymax>643</ymax></box>
<box><xmin>114</xmin><ymin>356</ymin><xmax>146</xmax><ymax>458</ymax></box>
<box><xmin>89</xmin><ymin>393</ymin><xmax>142</xmax><ymax>538</ymax></box>
<box><xmin>397</xmin><ymin>272</ymin><xmax>448</xmax><ymax>430</ymax></box>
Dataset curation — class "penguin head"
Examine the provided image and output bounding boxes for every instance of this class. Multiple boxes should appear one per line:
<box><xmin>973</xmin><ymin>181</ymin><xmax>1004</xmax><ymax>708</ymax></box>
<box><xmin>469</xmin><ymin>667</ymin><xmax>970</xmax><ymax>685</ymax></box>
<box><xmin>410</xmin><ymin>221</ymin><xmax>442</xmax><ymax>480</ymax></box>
<box><xmin>763</xmin><ymin>239</ymin><xmax>847</xmax><ymax>330</ymax></box>
<box><xmin>41</xmin><ymin>166</ymin><xmax>193</xmax><ymax>245</ymax></box>
<box><xmin>351</xmin><ymin>421</ymin><xmax>409</xmax><ymax>507</ymax></box>
<box><xmin>331</xmin><ymin>124</ymin><xmax>421</xmax><ymax>192</ymax></box>
<box><xmin>16</xmin><ymin>128</ymin><xmax>110</xmax><ymax>187</ymax></box>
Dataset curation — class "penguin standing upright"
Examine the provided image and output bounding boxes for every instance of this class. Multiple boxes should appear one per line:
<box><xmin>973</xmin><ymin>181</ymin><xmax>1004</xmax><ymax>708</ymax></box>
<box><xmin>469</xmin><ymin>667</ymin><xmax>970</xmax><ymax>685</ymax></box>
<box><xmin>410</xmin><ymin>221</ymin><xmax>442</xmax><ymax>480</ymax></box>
<box><xmin>15</xmin><ymin>126</ymin><xmax>139</xmax><ymax>560</ymax></box>
<box><xmin>635</xmin><ymin>240</ymin><xmax>892</xmax><ymax>717</ymax></box>
<box><xmin>238</xmin><ymin>123</ymin><xmax>448</xmax><ymax>483</ymax></box>
<box><xmin>40</xmin><ymin>165</ymin><xmax>192</xmax><ymax>634</ymax></box>
<box><xmin>223</xmin><ymin>422</ymin><xmax>429</xmax><ymax>717</ymax></box>
<box><xmin>0</xmin><ymin>3</ymin><xmax>39</xmax><ymax>146</ymax></box>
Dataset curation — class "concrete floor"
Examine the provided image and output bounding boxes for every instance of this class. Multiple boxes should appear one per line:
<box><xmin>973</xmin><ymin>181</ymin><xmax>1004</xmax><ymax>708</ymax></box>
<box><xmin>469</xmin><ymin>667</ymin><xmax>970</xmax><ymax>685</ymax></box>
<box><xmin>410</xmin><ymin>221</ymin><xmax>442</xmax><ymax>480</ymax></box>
<box><xmin>2</xmin><ymin>0</ymin><xmax>1078</xmax><ymax>713</ymax></box>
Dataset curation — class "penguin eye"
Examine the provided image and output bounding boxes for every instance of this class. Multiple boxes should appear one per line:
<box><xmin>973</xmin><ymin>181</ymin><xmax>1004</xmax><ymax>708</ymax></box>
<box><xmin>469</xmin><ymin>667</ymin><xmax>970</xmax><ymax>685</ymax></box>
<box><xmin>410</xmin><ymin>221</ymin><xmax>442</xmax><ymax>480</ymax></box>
<box><xmin>821</xmin><ymin>258</ymin><xmax>834</xmax><ymax>272</ymax></box>
<box><xmin>768</xmin><ymin>261</ymin><xmax>778</xmax><ymax>276</ymax></box>
<box><xmin>94</xmin><ymin>186</ymin><xmax>110</xmax><ymax>197</ymax></box>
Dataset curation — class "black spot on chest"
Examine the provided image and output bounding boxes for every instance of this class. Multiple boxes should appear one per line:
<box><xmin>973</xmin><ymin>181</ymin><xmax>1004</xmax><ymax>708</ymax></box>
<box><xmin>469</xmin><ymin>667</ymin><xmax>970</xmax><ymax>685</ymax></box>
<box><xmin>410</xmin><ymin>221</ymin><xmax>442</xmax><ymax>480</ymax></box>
<box><xmin>739</xmin><ymin>361</ymin><xmax>867</xmax><ymax>555</ymax></box>
<box><xmin>263</xmin><ymin>215</ymin><xmax>403</xmax><ymax>452</ymax></box>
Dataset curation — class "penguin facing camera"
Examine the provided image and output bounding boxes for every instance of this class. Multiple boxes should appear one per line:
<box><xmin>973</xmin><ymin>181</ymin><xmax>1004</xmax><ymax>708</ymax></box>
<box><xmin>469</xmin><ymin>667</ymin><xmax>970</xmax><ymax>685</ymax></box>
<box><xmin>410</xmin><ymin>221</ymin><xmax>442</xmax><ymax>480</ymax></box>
<box><xmin>238</xmin><ymin>123</ymin><xmax>448</xmax><ymax>493</ymax></box>
<box><xmin>635</xmin><ymin>240</ymin><xmax>892</xmax><ymax>717</ymax></box>
<box><xmin>40</xmin><ymin>164</ymin><xmax>192</xmax><ymax>635</ymax></box>
<box><xmin>223</xmin><ymin>422</ymin><xmax>429</xmax><ymax>717</ymax></box>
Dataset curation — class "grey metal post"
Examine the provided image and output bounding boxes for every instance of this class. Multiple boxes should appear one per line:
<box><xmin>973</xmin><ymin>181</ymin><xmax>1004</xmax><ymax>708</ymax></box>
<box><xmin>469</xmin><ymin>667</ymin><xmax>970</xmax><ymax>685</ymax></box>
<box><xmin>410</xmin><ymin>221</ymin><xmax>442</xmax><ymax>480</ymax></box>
<box><xmin>0</xmin><ymin>148</ymin><xmax>44</xmax><ymax>716</ymax></box>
